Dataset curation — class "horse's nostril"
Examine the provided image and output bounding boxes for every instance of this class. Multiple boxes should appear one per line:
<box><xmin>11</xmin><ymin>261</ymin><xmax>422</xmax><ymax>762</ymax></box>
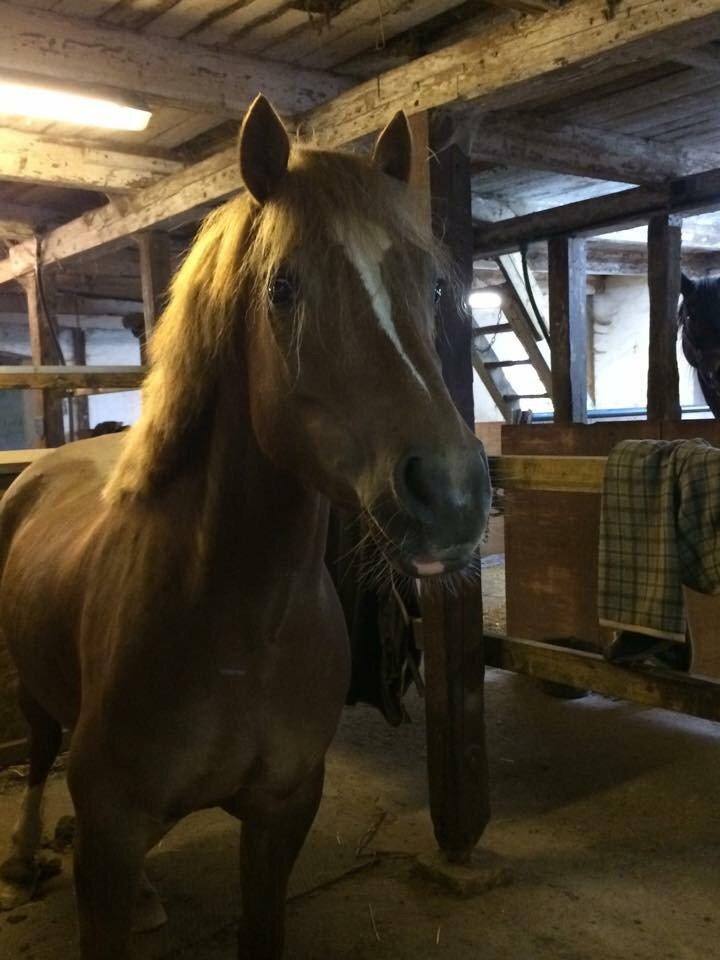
<box><xmin>402</xmin><ymin>455</ymin><xmax>435</xmax><ymax>519</ymax></box>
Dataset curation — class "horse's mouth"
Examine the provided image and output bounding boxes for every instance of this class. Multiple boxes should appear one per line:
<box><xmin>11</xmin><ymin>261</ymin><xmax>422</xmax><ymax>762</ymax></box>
<box><xmin>386</xmin><ymin>543</ymin><xmax>479</xmax><ymax>579</ymax></box>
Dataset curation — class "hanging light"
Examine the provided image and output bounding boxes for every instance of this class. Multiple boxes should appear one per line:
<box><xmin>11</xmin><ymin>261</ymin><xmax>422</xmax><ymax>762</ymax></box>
<box><xmin>0</xmin><ymin>80</ymin><xmax>151</xmax><ymax>131</ymax></box>
<box><xmin>468</xmin><ymin>289</ymin><xmax>503</xmax><ymax>310</ymax></box>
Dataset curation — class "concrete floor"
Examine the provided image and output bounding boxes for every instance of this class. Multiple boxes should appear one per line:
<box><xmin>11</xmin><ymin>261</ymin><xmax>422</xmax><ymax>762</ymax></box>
<box><xmin>1</xmin><ymin>656</ymin><xmax>719</xmax><ymax>960</ymax></box>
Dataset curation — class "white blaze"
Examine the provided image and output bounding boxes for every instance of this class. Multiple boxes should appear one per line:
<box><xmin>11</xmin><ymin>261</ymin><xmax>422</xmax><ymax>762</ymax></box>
<box><xmin>334</xmin><ymin>220</ymin><xmax>428</xmax><ymax>392</ymax></box>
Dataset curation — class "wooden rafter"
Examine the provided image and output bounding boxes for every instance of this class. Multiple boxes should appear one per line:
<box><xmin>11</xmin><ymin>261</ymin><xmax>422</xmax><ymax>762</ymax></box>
<box><xmin>0</xmin><ymin>366</ymin><xmax>145</xmax><ymax>391</ymax></box>
<box><xmin>0</xmin><ymin>2</ymin><xmax>347</xmax><ymax>119</ymax></box>
<box><xmin>0</xmin><ymin>128</ymin><xmax>183</xmax><ymax>192</ymax></box>
<box><xmin>469</xmin><ymin>113</ymin><xmax>720</xmax><ymax>186</ymax></box>
<box><xmin>473</xmin><ymin>168</ymin><xmax>720</xmax><ymax>258</ymax></box>
<box><xmin>4</xmin><ymin>0</ymin><xmax>720</xmax><ymax>283</ymax></box>
<box><xmin>0</xmin><ymin>292</ymin><xmax>141</xmax><ymax>317</ymax></box>
<box><xmin>474</xmin><ymin>243</ymin><xmax>720</xmax><ymax>278</ymax></box>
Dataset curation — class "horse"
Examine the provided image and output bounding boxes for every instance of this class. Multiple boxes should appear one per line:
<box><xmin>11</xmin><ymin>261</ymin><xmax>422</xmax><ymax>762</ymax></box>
<box><xmin>679</xmin><ymin>273</ymin><xmax>720</xmax><ymax>417</ymax></box>
<box><xmin>0</xmin><ymin>95</ymin><xmax>491</xmax><ymax>960</ymax></box>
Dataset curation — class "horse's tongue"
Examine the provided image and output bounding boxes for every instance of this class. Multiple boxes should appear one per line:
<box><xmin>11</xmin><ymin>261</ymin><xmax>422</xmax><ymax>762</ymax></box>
<box><xmin>413</xmin><ymin>559</ymin><xmax>445</xmax><ymax>577</ymax></box>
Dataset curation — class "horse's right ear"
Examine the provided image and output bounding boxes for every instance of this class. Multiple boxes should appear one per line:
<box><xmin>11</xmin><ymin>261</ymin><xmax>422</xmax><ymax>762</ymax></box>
<box><xmin>373</xmin><ymin>111</ymin><xmax>413</xmax><ymax>183</ymax></box>
<box><xmin>239</xmin><ymin>95</ymin><xmax>290</xmax><ymax>204</ymax></box>
<box><xmin>681</xmin><ymin>273</ymin><xmax>696</xmax><ymax>300</ymax></box>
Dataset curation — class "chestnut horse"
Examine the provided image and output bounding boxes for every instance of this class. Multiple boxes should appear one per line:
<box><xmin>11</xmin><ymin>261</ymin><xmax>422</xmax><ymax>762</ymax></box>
<box><xmin>0</xmin><ymin>96</ymin><xmax>491</xmax><ymax>959</ymax></box>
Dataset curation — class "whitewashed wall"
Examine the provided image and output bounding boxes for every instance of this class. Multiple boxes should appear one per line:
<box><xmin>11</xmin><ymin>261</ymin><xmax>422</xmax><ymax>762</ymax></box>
<box><xmin>592</xmin><ymin>276</ymin><xmax>698</xmax><ymax>411</ymax></box>
<box><xmin>84</xmin><ymin>329</ymin><xmax>142</xmax><ymax>427</ymax></box>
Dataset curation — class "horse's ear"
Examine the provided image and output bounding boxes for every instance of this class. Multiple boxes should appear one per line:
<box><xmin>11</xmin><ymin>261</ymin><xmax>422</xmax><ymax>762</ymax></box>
<box><xmin>239</xmin><ymin>95</ymin><xmax>290</xmax><ymax>204</ymax></box>
<box><xmin>681</xmin><ymin>273</ymin><xmax>696</xmax><ymax>300</ymax></box>
<box><xmin>372</xmin><ymin>111</ymin><xmax>413</xmax><ymax>184</ymax></box>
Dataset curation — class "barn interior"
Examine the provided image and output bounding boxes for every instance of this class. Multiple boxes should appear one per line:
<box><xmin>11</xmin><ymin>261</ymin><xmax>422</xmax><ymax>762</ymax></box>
<box><xmin>1</xmin><ymin>1</ymin><xmax>720</xmax><ymax>958</ymax></box>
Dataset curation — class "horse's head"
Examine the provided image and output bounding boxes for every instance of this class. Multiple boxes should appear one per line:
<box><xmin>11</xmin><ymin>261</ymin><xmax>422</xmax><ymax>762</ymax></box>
<box><xmin>237</xmin><ymin>96</ymin><xmax>490</xmax><ymax>577</ymax></box>
<box><xmin>680</xmin><ymin>273</ymin><xmax>720</xmax><ymax>386</ymax></box>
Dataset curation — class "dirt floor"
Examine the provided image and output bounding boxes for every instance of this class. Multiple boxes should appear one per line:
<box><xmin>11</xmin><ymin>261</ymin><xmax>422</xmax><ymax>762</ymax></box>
<box><xmin>1</xmin><ymin>561</ymin><xmax>719</xmax><ymax>959</ymax></box>
<box><xmin>2</xmin><ymin>683</ymin><xmax>720</xmax><ymax>957</ymax></box>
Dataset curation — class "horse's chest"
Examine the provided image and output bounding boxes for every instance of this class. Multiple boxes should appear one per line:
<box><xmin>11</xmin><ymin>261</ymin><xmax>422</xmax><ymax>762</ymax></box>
<box><xmin>164</xmin><ymin>617</ymin><xmax>349</xmax><ymax>815</ymax></box>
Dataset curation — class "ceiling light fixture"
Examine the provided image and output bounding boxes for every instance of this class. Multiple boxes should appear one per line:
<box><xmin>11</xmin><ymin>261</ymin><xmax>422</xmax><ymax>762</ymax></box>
<box><xmin>468</xmin><ymin>289</ymin><xmax>503</xmax><ymax>310</ymax></box>
<box><xmin>0</xmin><ymin>80</ymin><xmax>151</xmax><ymax>131</ymax></box>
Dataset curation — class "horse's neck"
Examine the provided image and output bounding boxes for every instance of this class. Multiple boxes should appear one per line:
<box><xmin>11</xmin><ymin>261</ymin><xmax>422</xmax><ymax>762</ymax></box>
<box><xmin>178</xmin><ymin>379</ymin><xmax>329</xmax><ymax>589</ymax></box>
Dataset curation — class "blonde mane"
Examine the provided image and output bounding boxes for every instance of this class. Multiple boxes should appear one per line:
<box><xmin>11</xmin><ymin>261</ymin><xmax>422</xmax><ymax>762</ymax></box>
<box><xmin>104</xmin><ymin>145</ymin><xmax>446</xmax><ymax>503</ymax></box>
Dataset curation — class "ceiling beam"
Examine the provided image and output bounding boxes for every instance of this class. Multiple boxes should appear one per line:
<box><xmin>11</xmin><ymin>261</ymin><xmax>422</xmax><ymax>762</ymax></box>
<box><xmin>672</xmin><ymin>43</ymin><xmax>720</xmax><ymax>72</ymax></box>
<box><xmin>473</xmin><ymin>168</ymin><xmax>720</xmax><ymax>258</ymax></box>
<box><xmin>474</xmin><ymin>243</ymin><xmax>720</xmax><ymax>278</ymax></box>
<box><xmin>0</xmin><ymin>128</ymin><xmax>183</xmax><ymax>193</ymax></box>
<box><xmin>469</xmin><ymin>113</ymin><xmax>720</xmax><ymax>186</ymax></box>
<box><xmin>303</xmin><ymin>0</ymin><xmax>720</xmax><ymax>147</ymax></box>
<box><xmin>0</xmin><ymin>2</ymin><xmax>347</xmax><ymax>119</ymax></box>
<box><xmin>0</xmin><ymin>221</ymin><xmax>35</xmax><ymax>241</ymax></box>
<box><xmin>0</xmin><ymin>292</ymin><xmax>142</xmax><ymax>316</ymax></box>
<box><xmin>4</xmin><ymin>0</ymin><xmax>720</xmax><ymax>283</ymax></box>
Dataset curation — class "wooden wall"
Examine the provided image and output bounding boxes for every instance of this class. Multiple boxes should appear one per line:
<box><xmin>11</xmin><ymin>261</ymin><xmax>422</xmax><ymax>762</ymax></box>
<box><xmin>503</xmin><ymin>422</ymin><xmax>720</xmax><ymax>679</ymax></box>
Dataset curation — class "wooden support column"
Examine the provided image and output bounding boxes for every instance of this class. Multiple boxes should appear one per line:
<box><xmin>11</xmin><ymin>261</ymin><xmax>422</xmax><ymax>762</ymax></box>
<box><xmin>20</xmin><ymin>270</ymin><xmax>64</xmax><ymax>447</ymax></box>
<box><xmin>548</xmin><ymin>236</ymin><xmax>588</xmax><ymax>424</ymax></box>
<box><xmin>423</xmin><ymin>111</ymin><xmax>489</xmax><ymax>862</ymax></box>
<box><xmin>71</xmin><ymin>328</ymin><xmax>90</xmax><ymax>438</ymax></box>
<box><xmin>647</xmin><ymin>215</ymin><xmax>682</xmax><ymax>421</ymax></box>
<box><xmin>137</xmin><ymin>231</ymin><xmax>172</xmax><ymax>338</ymax></box>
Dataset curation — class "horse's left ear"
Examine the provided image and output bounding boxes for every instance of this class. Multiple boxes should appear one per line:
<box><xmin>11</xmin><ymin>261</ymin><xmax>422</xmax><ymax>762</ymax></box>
<box><xmin>372</xmin><ymin>111</ymin><xmax>413</xmax><ymax>184</ymax></box>
<box><xmin>681</xmin><ymin>273</ymin><xmax>696</xmax><ymax>300</ymax></box>
<box><xmin>239</xmin><ymin>94</ymin><xmax>290</xmax><ymax>204</ymax></box>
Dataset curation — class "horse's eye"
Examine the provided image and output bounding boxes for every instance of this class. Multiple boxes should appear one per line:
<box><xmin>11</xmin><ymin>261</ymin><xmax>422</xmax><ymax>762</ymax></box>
<box><xmin>268</xmin><ymin>274</ymin><xmax>296</xmax><ymax>307</ymax></box>
<box><xmin>434</xmin><ymin>279</ymin><xmax>444</xmax><ymax>304</ymax></box>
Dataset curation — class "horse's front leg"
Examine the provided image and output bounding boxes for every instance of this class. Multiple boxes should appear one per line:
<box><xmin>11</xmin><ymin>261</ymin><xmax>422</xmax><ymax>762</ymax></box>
<box><xmin>67</xmin><ymin>746</ymin><xmax>154</xmax><ymax>960</ymax></box>
<box><xmin>236</xmin><ymin>763</ymin><xmax>325</xmax><ymax>960</ymax></box>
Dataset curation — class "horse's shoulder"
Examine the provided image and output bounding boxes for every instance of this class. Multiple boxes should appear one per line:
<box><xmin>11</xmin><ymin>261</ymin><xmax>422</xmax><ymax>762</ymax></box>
<box><xmin>0</xmin><ymin>433</ymin><xmax>126</xmax><ymax>526</ymax></box>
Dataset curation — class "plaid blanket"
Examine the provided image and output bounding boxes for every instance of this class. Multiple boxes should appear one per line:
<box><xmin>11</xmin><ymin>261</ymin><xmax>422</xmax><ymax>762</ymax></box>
<box><xmin>598</xmin><ymin>438</ymin><xmax>720</xmax><ymax>642</ymax></box>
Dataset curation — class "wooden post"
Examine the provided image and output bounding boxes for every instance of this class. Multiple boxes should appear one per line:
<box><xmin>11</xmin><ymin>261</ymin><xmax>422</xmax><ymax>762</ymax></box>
<box><xmin>20</xmin><ymin>270</ymin><xmax>65</xmax><ymax>447</ymax></box>
<box><xmin>548</xmin><ymin>236</ymin><xmax>588</xmax><ymax>424</ymax></box>
<box><xmin>71</xmin><ymin>327</ymin><xmax>90</xmax><ymax>438</ymax></box>
<box><xmin>647</xmin><ymin>214</ymin><xmax>682</xmax><ymax>421</ymax></box>
<box><xmin>423</xmin><ymin>111</ymin><xmax>489</xmax><ymax>862</ymax></box>
<box><xmin>137</xmin><ymin>231</ymin><xmax>172</xmax><ymax>338</ymax></box>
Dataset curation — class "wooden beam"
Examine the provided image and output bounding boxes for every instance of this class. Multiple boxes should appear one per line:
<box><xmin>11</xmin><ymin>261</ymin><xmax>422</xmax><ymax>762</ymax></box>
<box><xmin>137</xmin><ymin>232</ymin><xmax>172</xmax><ymax>335</ymax></box>
<box><xmin>0</xmin><ymin>128</ymin><xmax>183</xmax><ymax>192</ymax></box>
<box><xmin>470</xmin><ymin>113</ymin><xmax>720</xmax><ymax>186</ymax></box>
<box><xmin>0</xmin><ymin>2</ymin><xmax>347</xmax><ymax>119</ymax></box>
<box><xmin>473</xmin><ymin>168</ymin><xmax>720</xmax><ymax>258</ymax></box>
<box><xmin>673</xmin><ymin>43</ymin><xmax>720</xmax><ymax>73</ymax></box>
<box><xmin>0</xmin><ymin>292</ymin><xmax>142</xmax><ymax>317</ymax></box>
<box><xmin>0</xmin><ymin>220</ymin><xmax>35</xmax><ymax>241</ymax></box>
<box><xmin>0</xmin><ymin>366</ymin><xmax>145</xmax><ymax>391</ymax></box>
<box><xmin>484</xmin><ymin>0</ymin><xmax>560</xmax><ymax>9</ymax></box>
<box><xmin>477</xmin><ymin>244</ymin><xmax>720</xmax><ymax>278</ymax></box>
<box><xmin>496</xmin><ymin>251</ymin><xmax>547</xmax><ymax>340</ymax></box>
<box><xmin>647</xmin><ymin>215</ymin><xmax>682</xmax><ymax>421</ymax></box>
<box><xmin>423</xmin><ymin>112</ymin><xmax>489</xmax><ymax>862</ymax></box>
<box><xmin>491</xmin><ymin>454</ymin><xmax>606</xmax><ymax>493</ymax></box>
<box><xmin>483</xmin><ymin>633</ymin><xmax>720</xmax><ymax>724</ymax></box>
<box><xmin>5</xmin><ymin>0</ymin><xmax>720</xmax><ymax>282</ymax></box>
<box><xmin>302</xmin><ymin>0</ymin><xmax>720</xmax><ymax>148</ymax></box>
<box><xmin>20</xmin><ymin>273</ymin><xmax>65</xmax><ymax>447</ymax></box>
<box><xmin>548</xmin><ymin>237</ymin><xmax>587</xmax><ymax>424</ymax></box>
<box><xmin>70</xmin><ymin>328</ymin><xmax>90</xmax><ymax>438</ymax></box>
<box><xmin>0</xmin><ymin>148</ymin><xmax>237</xmax><ymax>285</ymax></box>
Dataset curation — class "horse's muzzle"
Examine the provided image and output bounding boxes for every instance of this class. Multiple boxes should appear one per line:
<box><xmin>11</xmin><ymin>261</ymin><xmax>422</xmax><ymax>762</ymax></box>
<box><xmin>390</xmin><ymin>442</ymin><xmax>491</xmax><ymax>575</ymax></box>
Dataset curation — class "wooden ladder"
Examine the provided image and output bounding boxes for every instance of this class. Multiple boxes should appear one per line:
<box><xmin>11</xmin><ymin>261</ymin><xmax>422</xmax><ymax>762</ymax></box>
<box><xmin>472</xmin><ymin>285</ymin><xmax>553</xmax><ymax>422</ymax></box>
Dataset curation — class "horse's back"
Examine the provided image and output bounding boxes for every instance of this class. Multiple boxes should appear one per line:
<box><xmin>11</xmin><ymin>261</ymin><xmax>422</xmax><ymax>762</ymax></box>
<box><xmin>0</xmin><ymin>433</ymin><xmax>125</xmax><ymax>724</ymax></box>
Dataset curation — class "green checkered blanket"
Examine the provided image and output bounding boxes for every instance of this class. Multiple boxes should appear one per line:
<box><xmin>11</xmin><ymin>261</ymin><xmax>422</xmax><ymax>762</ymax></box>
<box><xmin>598</xmin><ymin>438</ymin><xmax>720</xmax><ymax>642</ymax></box>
